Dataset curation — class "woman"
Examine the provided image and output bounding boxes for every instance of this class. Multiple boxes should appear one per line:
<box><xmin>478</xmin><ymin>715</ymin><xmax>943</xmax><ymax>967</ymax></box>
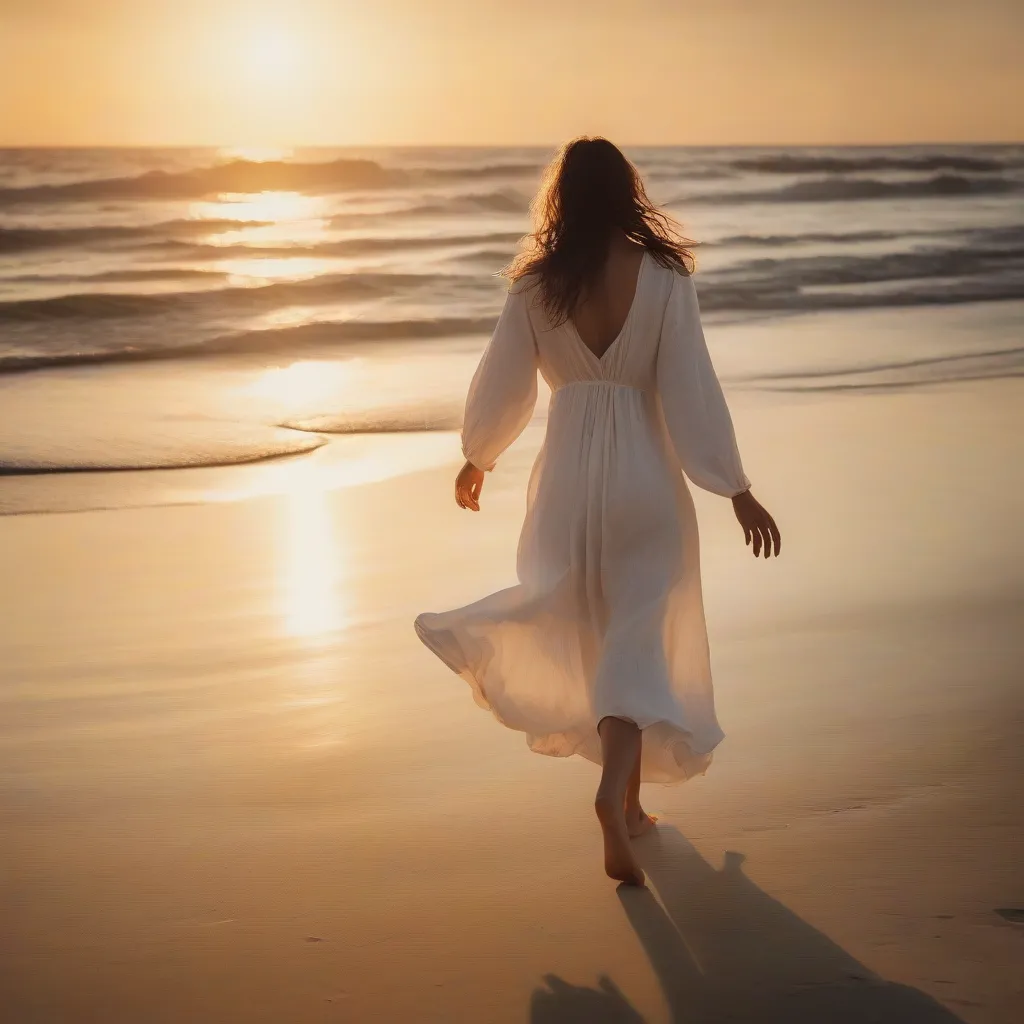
<box><xmin>415</xmin><ymin>138</ymin><xmax>780</xmax><ymax>886</ymax></box>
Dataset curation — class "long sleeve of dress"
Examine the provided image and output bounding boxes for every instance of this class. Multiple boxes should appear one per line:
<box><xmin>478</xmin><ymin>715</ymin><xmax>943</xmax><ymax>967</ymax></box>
<box><xmin>657</xmin><ymin>271</ymin><xmax>750</xmax><ymax>497</ymax></box>
<box><xmin>461</xmin><ymin>283</ymin><xmax>539</xmax><ymax>471</ymax></box>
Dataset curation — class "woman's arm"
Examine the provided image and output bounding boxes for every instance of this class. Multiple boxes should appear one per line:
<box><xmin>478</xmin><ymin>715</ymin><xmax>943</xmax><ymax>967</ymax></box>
<box><xmin>456</xmin><ymin>283</ymin><xmax>539</xmax><ymax>509</ymax></box>
<box><xmin>658</xmin><ymin>272</ymin><xmax>780</xmax><ymax>557</ymax></box>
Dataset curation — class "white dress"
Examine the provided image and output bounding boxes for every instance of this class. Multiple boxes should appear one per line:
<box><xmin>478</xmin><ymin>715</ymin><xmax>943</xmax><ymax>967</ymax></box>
<box><xmin>415</xmin><ymin>252</ymin><xmax>750</xmax><ymax>783</ymax></box>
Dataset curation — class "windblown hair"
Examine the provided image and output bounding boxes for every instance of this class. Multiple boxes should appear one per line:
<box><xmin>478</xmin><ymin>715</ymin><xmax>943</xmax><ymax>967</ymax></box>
<box><xmin>506</xmin><ymin>137</ymin><xmax>695</xmax><ymax>326</ymax></box>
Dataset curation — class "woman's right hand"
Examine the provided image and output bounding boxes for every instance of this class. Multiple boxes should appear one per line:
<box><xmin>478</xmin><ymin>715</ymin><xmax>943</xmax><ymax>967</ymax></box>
<box><xmin>455</xmin><ymin>460</ymin><xmax>485</xmax><ymax>511</ymax></box>
<box><xmin>732</xmin><ymin>490</ymin><xmax>781</xmax><ymax>558</ymax></box>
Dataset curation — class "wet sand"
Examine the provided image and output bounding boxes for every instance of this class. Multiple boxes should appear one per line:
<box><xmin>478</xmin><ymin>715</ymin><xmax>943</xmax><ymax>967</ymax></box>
<box><xmin>2</xmin><ymin>365</ymin><xmax>1022</xmax><ymax>1022</ymax></box>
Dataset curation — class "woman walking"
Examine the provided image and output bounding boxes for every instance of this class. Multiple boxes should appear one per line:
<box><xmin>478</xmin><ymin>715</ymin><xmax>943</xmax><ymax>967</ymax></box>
<box><xmin>415</xmin><ymin>138</ymin><xmax>780</xmax><ymax>886</ymax></box>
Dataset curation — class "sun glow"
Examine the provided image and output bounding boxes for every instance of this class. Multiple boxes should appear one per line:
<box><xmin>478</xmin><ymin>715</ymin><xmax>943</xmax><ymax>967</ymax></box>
<box><xmin>184</xmin><ymin>11</ymin><xmax>351</xmax><ymax>147</ymax></box>
<box><xmin>241</xmin><ymin>27</ymin><xmax>303</xmax><ymax>85</ymax></box>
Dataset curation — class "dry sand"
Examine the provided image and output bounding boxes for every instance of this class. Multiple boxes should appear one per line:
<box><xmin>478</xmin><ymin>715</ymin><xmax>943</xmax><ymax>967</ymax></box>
<box><xmin>2</xmin><ymin>368</ymin><xmax>1022</xmax><ymax>1022</ymax></box>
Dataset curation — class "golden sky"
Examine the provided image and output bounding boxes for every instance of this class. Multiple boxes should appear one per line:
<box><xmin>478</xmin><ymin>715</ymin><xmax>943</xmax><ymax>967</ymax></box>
<box><xmin>2</xmin><ymin>0</ymin><xmax>1022</xmax><ymax>146</ymax></box>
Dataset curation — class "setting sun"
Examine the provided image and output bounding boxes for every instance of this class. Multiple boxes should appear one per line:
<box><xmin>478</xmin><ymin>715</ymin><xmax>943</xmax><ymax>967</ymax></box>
<box><xmin>239</xmin><ymin>24</ymin><xmax>304</xmax><ymax>85</ymax></box>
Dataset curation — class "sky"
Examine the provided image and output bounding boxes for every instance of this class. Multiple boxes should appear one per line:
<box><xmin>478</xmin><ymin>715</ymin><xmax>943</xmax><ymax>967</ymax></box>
<box><xmin>2</xmin><ymin>0</ymin><xmax>1022</xmax><ymax>146</ymax></box>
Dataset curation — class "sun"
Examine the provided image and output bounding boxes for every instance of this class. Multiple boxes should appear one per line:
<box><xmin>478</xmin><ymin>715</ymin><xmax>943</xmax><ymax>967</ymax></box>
<box><xmin>240</xmin><ymin>24</ymin><xmax>304</xmax><ymax>86</ymax></box>
<box><xmin>192</xmin><ymin>10</ymin><xmax>366</xmax><ymax>144</ymax></box>
<box><xmin>244</xmin><ymin>29</ymin><xmax>300</xmax><ymax>82</ymax></box>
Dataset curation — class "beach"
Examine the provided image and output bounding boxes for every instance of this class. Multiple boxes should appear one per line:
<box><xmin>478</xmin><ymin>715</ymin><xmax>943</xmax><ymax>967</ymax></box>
<box><xmin>4</xmin><ymin>0</ymin><xmax>1024</xmax><ymax>1011</ymax></box>
<box><xmin>3</xmin><ymin>293</ymin><xmax>1022</xmax><ymax>1022</ymax></box>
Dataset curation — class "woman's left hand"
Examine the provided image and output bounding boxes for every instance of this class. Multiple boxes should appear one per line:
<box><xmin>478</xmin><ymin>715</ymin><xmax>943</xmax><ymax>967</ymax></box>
<box><xmin>455</xmin><ymin>460</ymin><xmax>485</xmax><ymax>511</ymax></box>
<box><xmin>732</xmin><ymin>489</ymin><xmax>781</xmax><ymax>558</ymax></box>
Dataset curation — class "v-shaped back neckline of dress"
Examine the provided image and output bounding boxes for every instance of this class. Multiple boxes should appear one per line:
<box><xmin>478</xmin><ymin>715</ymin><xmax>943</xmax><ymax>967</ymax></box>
<box><xmin>569</xmin><ymin>249</ymin><xmax>648</xmax><ymax>364</ymax></box>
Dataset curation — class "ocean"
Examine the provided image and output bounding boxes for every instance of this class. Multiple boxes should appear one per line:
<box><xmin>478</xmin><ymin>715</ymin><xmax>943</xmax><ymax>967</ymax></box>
<box><xmin>1</xmin><ymin>144</ymin><xmax>1022</xmax><ymax>511</ymax></box>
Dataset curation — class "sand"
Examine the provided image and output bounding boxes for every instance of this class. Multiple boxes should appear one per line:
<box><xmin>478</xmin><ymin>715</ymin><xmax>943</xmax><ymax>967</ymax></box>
<box><xmin>2</xmin><ymin>330</ymin><xmax>1022</xmax><ymax>1021</ymax></box>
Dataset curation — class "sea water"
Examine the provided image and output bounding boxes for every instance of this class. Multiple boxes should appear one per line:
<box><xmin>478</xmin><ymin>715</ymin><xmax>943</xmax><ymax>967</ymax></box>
<box><xmin>1</xmin><ymin>145</ymin><xmax>1022</xmax><ymax>511</ymax></box>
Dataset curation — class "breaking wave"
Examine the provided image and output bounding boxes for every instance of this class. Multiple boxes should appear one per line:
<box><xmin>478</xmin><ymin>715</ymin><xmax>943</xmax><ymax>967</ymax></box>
<box><xmin>0</xmin><ymin>431</ymin><xmax>328</xmax><ymax>475</ymax></box>
<box><xmin>0</xmin><ymin>271</ymin><xmax>467</xmax><ymax>321</ymax></box>
<box><xmin>696</xmin><ymin>244</ymin><xmax>1024</xmax><ymax>312</ymax></box>
<box><xmin>0</xmin><ymin>158</ymin><xmax>399</xmax><ymax>204</ymax></box>
<box><xmin>699</xmin><ymin>174</ymin><xmax>1019</xmax><ymax>205</ymax></box>
<box><xmin>0</xmin><ymin>314</ymin><xmax>498</xmax><ymax>374</ymax></box>
<box><xmin>730</xmin><ymin>153</ymin><xmax>1013</xmax><ymax>175</ymax></box>
<box><xmin>0</xmin><ymin>219</ymin><xmax>273</xmax><ymax>253</ymax></box>
<box><xmin>151</xmin><ymin>230</ymin><xmax>525</xmax><ymax>262</ymax></box>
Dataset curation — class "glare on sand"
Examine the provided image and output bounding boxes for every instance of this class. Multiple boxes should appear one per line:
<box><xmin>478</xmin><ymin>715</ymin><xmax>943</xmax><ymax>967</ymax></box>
<box><xmin>205</xmin><ymin>358</ymin><xmax>459</xmax><ymax>638</ymax></box>
<box><xmin>268</xmin><ymin>439</ymin><xmax>454</xmax><ymax>638</ymax></box>
<box><xmin>241</xmin><ymin>356</ymin><xmax>470</xmax><ymax>428</ymax></box>
<box><xmin>245</xmin><ymin>359</ymin><xmax>360</xmax><ymax>413</ymax></box>
<box><xmin>281</xmin><ymin>477</ymin><xmax>347</xmax><ymax>639</ymax></box>
<box><xmin>223</xmin><ymin>361</ymin><xmax>458</xmax><ymax>637</ymax></box>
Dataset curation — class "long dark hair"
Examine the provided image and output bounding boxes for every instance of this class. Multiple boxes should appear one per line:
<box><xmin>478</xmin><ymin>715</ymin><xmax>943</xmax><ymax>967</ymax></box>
<box><xmin>506</xmin><ymin>137</ymin><xmax>695</xmax><ymax>326</ymax></box>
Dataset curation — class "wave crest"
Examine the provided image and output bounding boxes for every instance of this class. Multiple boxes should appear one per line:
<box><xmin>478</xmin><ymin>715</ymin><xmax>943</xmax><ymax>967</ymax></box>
<box><xmin>0</xmin><ymin>218</ymin><xmax>276</xmax><ymax>253</ymax></box>
<box><xmin>0</xmin><ymin>430</ymin><xmax>327</xmax><ymax>476</ymax></box>
<box><xmin>422</xmin><ymin>162</ymin><xmax>542</xmax><ymax>181</ymax></box>
<box><xmin>731</xmin><ymin>153</ymin><xmax>1009</xmax><ymax>174</ymax></box>
<box><xmin>284</xmin><ymin>402</ymin><xmax>462</xmax><ymax>434</ymax></box>
<box><xmin>0</xmin><ymin>158</ymin><xmax>398</xmax><ymax>205</ymax></box>
<box><xmin>0</xmin><ymin>313</ymin><xmax>496</xmax><ymax>374</ymax></box>
<box><xmin>699</xmin><ymin>174</ymin><xmax>1019</xmax><ymax>205</ymax></box>
<box><xmin>698</xmin><ymin>244</ymin><xmax>1024</xmax><ymax>312</ymax></box>
<box><xmin>0</xmin><ymin>270</ymin><xmax>470</xmax><ymax>322</ymax></box>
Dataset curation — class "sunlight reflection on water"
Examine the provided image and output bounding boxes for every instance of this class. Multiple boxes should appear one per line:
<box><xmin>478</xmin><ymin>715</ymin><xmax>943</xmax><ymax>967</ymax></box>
<box><xmin>189</xmin><ymin>190</ymin><xmax>325</xmax><ymax>226</ymax></box>
<box><xmin>221</xmin><ymin>256</ymin><xmax>334</xmax><ymax>284</ymax></box>
<box><xmin>216</xmin><ymin>145</ymin><xmax>294</xmax><ymax>163</ymax></box>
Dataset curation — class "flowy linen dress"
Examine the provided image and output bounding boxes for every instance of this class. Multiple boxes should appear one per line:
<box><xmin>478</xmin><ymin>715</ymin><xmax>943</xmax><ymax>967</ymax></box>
<box><xmin>415</xmin><ymin>252</ymin><xmax>750</xmax><ymax>783</ymax></box>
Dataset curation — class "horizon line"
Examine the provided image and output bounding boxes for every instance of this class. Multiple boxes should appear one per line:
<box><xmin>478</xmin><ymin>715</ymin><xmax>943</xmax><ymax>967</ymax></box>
<box><xmin>1</xmin><ymin>139</ymin><xmax>1022</xmax><ymax>151</ymax></box>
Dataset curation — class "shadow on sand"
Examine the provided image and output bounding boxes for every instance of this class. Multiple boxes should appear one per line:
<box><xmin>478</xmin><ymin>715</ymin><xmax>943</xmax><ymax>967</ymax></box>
<box><xmin>530</xmin><ymin>826</ymin><xmax>965</xmax><ymax>1024</ymax></box>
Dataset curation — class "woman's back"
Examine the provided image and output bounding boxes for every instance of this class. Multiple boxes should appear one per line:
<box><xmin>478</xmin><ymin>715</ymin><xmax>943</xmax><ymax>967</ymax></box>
<box><xmin>569</xmin><ymin>239</ymin><xmax>647</xmax><ymax>360</ymax></box>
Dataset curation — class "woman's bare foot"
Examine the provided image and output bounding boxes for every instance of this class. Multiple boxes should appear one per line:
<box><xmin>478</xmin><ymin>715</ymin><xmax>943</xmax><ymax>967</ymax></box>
<box><xmin>595</xmin><ymin>796</ymin><xmax>646</xmax><ymax>886</ymax></box>
<box><xmin>626</xmin><ymin>806</ymin><xmax>658</xmax><ymax>838</ymax></box>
